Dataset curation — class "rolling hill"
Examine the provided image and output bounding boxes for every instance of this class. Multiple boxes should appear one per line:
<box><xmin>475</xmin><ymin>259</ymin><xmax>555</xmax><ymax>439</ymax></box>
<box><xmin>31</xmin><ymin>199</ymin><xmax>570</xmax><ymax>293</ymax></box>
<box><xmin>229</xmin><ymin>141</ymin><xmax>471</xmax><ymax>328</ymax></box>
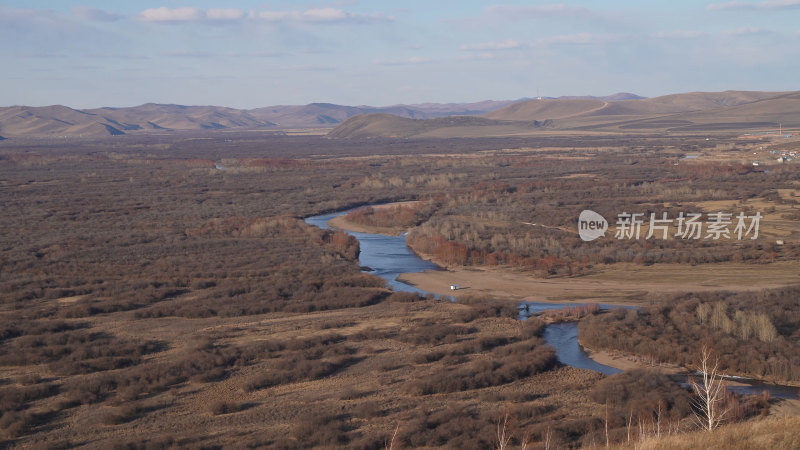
<box><xmin>329</xmin><ymin>90</ymin><xmax>800</xmax><ymax>138</ymax></box>
<box><xmin>485</xmin><ymin>90</ymin><xmax>785</xmax><ymax>121</ymax></box>
<box><xmin>0</xmin><ymin>100</ymin><xmax>517</xmax><ymax>138</ymax></box>
<box><xmin>484</xmin><ymin>99</ymin><xmax>608</xmax><ymax>121</ymax></box>
<box><xmin>247</xmin><ymin>100</ymin><xmax>517</xmax><ymax>128</ymax></box>
<box><xmin>249</xmin><ymin>103</ymin><xmax>424</xmax><ymax>128</ymax></box>
<box><xmin>86</xmin><ymin>104</ymin><xmax>274</xmax><ymax>131</ymax></box>
<box><xmin>326</xmin><ymin>114</ymin><xmax>550</xmax><ymax>139</ymax></box>
<box><xmin>2</xmin><ymin>90</ymin><xmax>797</xmax><ymax>139</ymax></box>
<box><xmin>0</xmin><ymin>104</ymin><xmax>277</xmax><ymax>138</ymax></box>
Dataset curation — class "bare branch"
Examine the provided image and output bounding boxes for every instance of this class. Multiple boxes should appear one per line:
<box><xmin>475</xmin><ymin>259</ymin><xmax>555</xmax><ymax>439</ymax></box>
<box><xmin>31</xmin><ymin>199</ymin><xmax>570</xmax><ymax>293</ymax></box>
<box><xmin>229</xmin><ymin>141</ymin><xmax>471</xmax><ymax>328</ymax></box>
<box><xmin>386</xmin><ymin>422</ymin><xmax>400</xmax><ymax>450</ymax></box>
<box><xmin>495</xmin><ymin>411</ymin><xmax>511</xmax><ymax>450</ymax></box>
<box><xmin>690</xmin><ymin>346</ymin><xmax>731</xmax><ymax>431</ymax></box>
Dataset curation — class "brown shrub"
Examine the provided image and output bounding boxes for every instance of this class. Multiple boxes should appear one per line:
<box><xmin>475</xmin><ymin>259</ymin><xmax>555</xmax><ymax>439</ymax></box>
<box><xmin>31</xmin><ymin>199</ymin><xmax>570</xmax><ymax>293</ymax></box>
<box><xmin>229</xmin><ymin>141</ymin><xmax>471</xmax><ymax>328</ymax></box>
<box><xmin>209</xmin><ymin>401</ymin><xmax>241</xmax><ymax>415</ymax></box>
<box><xmin>589</xmin><ymin>368</ymin><xmax>692</xmax><ymax>428</ymax></box>
<box><xmin>292</xmin><ymin>413</ymin><xmax>351</xmax><ymax>446</ymax></box>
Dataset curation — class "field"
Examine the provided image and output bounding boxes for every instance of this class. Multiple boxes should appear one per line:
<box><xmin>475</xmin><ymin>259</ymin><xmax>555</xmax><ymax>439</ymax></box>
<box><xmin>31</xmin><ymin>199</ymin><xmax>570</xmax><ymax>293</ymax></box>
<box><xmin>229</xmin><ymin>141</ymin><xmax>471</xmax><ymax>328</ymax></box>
<box><xmin>1</xmin><ymin>130</ymin><xmax>799</xmax><ymax>448</ymax></box>
<box><xmin>398</xmin><ymin>261</ymin><xmax>800</xmax><ymax>306</ymax></box>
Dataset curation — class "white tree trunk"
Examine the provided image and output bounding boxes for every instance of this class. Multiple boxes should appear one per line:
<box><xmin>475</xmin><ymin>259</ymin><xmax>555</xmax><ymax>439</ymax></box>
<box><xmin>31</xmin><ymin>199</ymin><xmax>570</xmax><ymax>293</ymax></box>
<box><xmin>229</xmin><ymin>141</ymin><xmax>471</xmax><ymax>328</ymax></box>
<box><xmin>690</xmin><ymin>346</ymin><xmax>730</xmax><ymax>431</ymax></box>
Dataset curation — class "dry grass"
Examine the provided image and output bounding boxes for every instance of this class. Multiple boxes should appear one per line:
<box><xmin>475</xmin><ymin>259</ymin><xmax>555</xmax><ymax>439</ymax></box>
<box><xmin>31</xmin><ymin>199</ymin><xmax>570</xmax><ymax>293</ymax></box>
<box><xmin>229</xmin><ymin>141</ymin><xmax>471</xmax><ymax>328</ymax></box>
<box><xmin>3</xmin><ymin>131</ymin><xmax>800</xmax><ymax>448</ymax></box>
<box><xmin>1</xmin><ymin>298</ymin><xmax>607</xmax><ymax>448</ymax></box>
<box><xmin>397</xmin><ymin>261</ymin><xmax>800</xmax><ymax>306</ymax></box>
<box><xmin>607</xmin><ymin>416</ymin><xmax>800</xmax><ymax>450</ymax></box>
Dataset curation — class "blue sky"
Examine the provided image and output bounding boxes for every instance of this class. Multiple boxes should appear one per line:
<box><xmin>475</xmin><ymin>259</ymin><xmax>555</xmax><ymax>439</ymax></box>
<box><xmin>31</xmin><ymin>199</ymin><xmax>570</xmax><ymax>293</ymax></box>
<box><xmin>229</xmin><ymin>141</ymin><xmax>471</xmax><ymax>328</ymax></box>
<box><xmin>1</xmin><ymin>0</ymin><xmax>798</xmax><ymax>108</ymax></box>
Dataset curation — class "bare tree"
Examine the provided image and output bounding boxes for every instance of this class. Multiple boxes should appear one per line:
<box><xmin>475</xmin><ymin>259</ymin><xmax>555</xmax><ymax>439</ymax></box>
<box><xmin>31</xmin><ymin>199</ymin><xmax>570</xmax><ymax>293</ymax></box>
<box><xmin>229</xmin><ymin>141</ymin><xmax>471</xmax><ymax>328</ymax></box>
<box><xmin>495</xmin><ymin>411</ymin><xmax>512</xmax><ymax>450</ymax></box>
<box><xmin>655</xmin><ymin>399</ymin><xmax>664</xmax><ymax>438</ymax></box>
<box><xmin>543</xmin><ymin>426</ymin><xmax>552</xmax><ymax>450</ymax></box>
<box><xmin>520</xmin><ymin>431</ymin><xmax>530</xmax><ymax>450</ymax></box>
<box><xmin>385</xmin><ymin>422</ymin><xmax>400</xmax><ymax>450</ymax></box>
<box><xmin>626</xmin><ymin>409</ymin><xmax>633</xmax><ymax>443</ymax></box>
<box><xmin>690</xmin><ymin>346</ymin><xmax>731</xmax><ymax>431</ymax></box>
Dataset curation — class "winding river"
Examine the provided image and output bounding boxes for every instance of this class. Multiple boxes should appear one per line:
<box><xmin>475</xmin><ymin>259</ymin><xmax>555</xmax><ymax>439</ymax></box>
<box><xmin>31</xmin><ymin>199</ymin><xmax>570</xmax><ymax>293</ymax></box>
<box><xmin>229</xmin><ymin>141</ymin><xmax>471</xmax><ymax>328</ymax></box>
<box><xmin>306</xmin><ymin>210</ymin><xmax>799</xmax><ymax>399</ymax></box>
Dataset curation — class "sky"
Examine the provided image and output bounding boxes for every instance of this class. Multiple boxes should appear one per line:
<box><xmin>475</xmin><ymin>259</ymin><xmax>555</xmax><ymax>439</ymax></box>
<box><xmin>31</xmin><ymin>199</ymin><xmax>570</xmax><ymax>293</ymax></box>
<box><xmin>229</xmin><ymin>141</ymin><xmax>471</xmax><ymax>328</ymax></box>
<box><xmin>1</xmin><ymin>0</ymin><xmax>799</xmax><ymax>108</ymax></box>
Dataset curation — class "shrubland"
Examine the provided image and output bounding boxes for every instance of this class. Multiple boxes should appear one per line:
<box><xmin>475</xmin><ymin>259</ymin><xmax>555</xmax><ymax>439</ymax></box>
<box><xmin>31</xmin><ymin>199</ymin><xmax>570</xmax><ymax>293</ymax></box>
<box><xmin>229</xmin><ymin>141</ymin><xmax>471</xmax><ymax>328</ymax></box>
<box><xmin>0</xmin><ymin>132</ymin><xmax>794</xmax><ymax>447</ymax></box>
<box><xmin>580</xmin><ymin>286</ymin><xmax>800</xmax><ymax>383</ymax></box>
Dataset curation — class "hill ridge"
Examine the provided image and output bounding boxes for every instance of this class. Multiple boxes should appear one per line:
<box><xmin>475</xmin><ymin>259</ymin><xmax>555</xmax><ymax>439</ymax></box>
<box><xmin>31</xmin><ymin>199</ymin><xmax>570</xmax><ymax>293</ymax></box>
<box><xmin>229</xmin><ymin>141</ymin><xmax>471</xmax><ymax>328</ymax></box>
<box><xmin>0</xmin><ymin>99</ymin><xmax>526</xmax><ymax>138</ymax></box>
<box><xmin>328</xmin><ymin>90</ymin><xmax>800</xmax><ymax>138</ymax></box>
<box><xmin>3</xmin><ymin>90</ymin><xmax>797</xmax><ymax>139</ymax></box>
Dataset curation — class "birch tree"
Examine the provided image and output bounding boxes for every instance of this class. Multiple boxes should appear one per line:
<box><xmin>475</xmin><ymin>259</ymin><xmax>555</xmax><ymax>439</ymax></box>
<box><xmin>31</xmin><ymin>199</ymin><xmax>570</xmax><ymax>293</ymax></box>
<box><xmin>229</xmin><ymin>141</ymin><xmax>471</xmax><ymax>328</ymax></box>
<box><xmin>690</xmin><ymin>346</ymin><xmax>730</xmax><ymax>431</ymax></box>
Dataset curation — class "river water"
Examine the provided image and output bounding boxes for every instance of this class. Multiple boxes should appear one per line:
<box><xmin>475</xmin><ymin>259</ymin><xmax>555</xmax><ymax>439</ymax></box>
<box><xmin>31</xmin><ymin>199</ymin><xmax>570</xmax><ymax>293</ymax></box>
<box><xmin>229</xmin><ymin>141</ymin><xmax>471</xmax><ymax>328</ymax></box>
<box><xmin>306</xmin><ymin>210</ymin><xmax>799</xmax><ymax>399</ymax></box>
<box><xmin>305</xmin><ymin>212</ymin><xmax>440</xmax><ymax>296</ymax></box>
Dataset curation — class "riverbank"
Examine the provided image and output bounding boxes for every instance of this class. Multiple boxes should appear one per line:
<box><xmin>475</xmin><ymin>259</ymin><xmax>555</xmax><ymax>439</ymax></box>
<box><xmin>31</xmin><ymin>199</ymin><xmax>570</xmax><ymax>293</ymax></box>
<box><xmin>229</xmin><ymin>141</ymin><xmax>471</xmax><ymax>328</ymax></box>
<box><xmin>396</xmin><ymin>260</ymin><xmax>800</xmax><ymax>307</ymax></box>
<box><xmin>311</xmin><ymin>206</ymin><xmax>800</xmax><ymax>402</ymax></box>
<box><xmin>588</xmin><ymin>347</ymin><xmax>800</xmax><ymax>416</ymax></box>
<box><xmin>326</xmin><ymin>203</ymin><xmax>800</xmax><ymax>306</ymax></box>
<box><xmin>398</xmin><ymin>268</ymin><xmax>645</xmax><ymax>307</ymax></box>
<box><xmin>582</xmin><ymin>347</ymin><xmax>683</xmax><ymax>374</ymax></box>
<box><xmin>327</xmin><ymin>201</ymin><xmax>423</xmax><ymax>236</ymax></box>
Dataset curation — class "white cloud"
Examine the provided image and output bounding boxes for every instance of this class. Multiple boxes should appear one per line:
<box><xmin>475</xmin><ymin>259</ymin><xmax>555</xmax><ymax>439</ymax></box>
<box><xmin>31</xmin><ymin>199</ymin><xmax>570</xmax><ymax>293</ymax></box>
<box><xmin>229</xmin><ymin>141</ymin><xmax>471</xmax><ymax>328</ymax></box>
<box><xmin>72</xmin><ymin>6</ymin><xmax>123</xmax><ymax>22</ymax></box>
<box><xmin>206</xmin><ymin>8</ymin><xmax>245</xmax><ymax>21</ymax></box>
<box><xmin>707</xmin><ymin>0</ymin><xmax>800</xmax><ymax>10</ymax></box>
<box><xmin>134</xmin><ymin>6</ymin><xmax>391</xmax><ymax>25</ymax></box>
<box><xmin>373</xmin><ymin>57</ymin><xmax>432</xmax><ymax>66</ymax></box>
<box><xmin>250</xmin><ymin>11</ymin><xmax>293</xmax><ymax>21</ymax></box>
<box><xmin>486</xmin><ymin>4</ymin><xmax>593</xmax><ymax>19</ymax></box>
<box><xmin>138</xmin><ymin>7</ymin><xmax>203</xmax><ymax>23</ymax></box>
<box><xmin>651</xmin><ymin>30</ymin><xmax>705</xmax><ymax>39</ymax></box>
<box><xmin>303</xmin><ymin>8</ymin><xmax>348</xmax><ymax>22</ymax></box>
<box><xmin>460</xmin><ymin>39</ymin><xmax>523</xmax><ymax>51</ymax></box>
<box><xmin>251</xmin><ymin>8</ymin><xmax>391</xmax><ymax>24</ymax></box>
<box><xmin>136</xmin><ymin>6</ymin><xmax>389</xmax><ymax>24</ymax></box>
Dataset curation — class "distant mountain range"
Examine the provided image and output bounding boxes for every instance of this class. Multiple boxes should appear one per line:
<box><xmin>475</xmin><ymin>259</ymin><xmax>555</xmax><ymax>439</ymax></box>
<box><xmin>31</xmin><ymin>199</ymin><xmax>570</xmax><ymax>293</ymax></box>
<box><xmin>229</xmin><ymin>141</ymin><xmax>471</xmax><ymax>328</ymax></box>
<box><xmin>0</xmin><ymin>93</ymin><xmax>642</xmax><ymax>138</ymax></box>
<box><xmin>2</xmin><ymin>91</ymin><xmax>796</xmax><ymax>139</ymax></box>
<box><xmin>329</xmin><ymin>90</ymin><xmax>800</xmax><ymax>139</ymax></box>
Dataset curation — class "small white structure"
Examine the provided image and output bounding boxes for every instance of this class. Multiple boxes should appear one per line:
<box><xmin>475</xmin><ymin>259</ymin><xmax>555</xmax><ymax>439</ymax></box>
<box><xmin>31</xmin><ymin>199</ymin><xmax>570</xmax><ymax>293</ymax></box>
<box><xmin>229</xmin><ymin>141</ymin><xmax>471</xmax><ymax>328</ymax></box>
<box><xmin>450</xmin><ymin>285</ymin><xmax>459</xmax><ymax>291</ymax></box>
<box><xmin>776</xmin><ymin>240</ymin><xmax>785</xmax><ymax>245</ymax></box>
<box><xmin>752</xmin><ymin>161</ymin><xmax>760</xmax><ymax>166</ymax></box>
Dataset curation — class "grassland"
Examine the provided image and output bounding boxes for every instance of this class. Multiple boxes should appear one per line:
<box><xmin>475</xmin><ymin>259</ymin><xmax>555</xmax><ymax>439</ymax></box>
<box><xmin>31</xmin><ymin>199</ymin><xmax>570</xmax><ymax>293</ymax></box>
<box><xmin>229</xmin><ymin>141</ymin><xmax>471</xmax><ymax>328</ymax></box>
<box><xmin>611</xmin><ymin>416</ymin><xmax>800</xmax><ymax>450</ymax></box>
<box><xmin>1</xmin><ymin>131</ymin><xmax>798</xmax><ymax>447</ymax></box>
<box><xmin>397</xmin><ymin>261</ymin><xmax>800</xmax><ymax>306</ymax></box>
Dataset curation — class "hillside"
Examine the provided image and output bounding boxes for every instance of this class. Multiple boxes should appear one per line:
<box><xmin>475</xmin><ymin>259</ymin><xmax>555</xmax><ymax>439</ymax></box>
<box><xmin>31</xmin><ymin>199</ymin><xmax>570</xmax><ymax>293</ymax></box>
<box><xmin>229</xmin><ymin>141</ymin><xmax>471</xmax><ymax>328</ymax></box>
<box><xmin>3</xmin><ymin>90</ymin><xmax>797</xmax><ymax>139</ymax></box>
<box><xmin>484</xmin><ymin>99</ymin><xmax>608</xmax><ymax>121</ymax></box>
<box><xmin>87</xmin><ymin>104</ymin><xmax>273</xmax><ymax>131</ymax></box>
<box><xmin>0</xmin><ymin>100</ymin><xmax>515</xmax><ymax>138</ymax></box>
<box><xmin>249</xmin><ymin>103</ymin><xmax>423</xmax><ymax>128</ymax></box>
<box><xmin>329</xmin><ymin>90</ymin><xmax>800</xmax><ymax>138</ymax></box>
<box><xmin>248</xmin><ymin>100</ymin><xmax>515</xmax><ymax>128</ymax></box>
<box><xmin>487</xmin><ymin>90</ymin><xmax>785</xmax><ymax>121</ymax></box>
<box><xmin>0</xmin><ymin>104</ymin><xmax>276</xmax><ymax>138</ymax></box>
<box><xmin>326</xmin><ymin>113</ymin><xmax>550</xmax><ymax>139</ymax></box>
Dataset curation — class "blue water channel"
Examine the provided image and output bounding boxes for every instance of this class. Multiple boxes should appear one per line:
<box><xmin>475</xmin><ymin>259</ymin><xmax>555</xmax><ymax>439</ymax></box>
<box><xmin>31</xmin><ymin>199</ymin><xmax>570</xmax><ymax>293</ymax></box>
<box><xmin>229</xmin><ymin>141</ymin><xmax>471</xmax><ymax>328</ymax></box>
<box><xmin>306</xmin><ymin>209</ymin><xmax>799</xmax><ymax>399</ymax></box>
